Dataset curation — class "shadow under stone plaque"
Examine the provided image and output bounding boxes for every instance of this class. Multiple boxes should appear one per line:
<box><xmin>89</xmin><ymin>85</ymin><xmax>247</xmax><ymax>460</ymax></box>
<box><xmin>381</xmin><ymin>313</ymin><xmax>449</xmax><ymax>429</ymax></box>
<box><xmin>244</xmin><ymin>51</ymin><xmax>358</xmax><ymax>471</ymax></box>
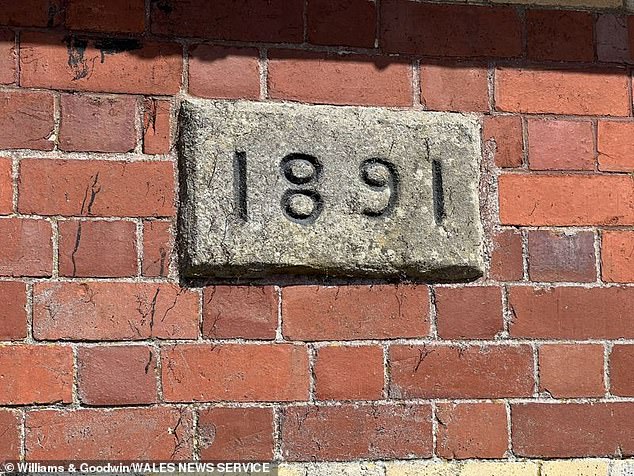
<box><xmin>178</xmin><ymin>100</ymin><xmax>484</xmax><ymax>282</ymax></box>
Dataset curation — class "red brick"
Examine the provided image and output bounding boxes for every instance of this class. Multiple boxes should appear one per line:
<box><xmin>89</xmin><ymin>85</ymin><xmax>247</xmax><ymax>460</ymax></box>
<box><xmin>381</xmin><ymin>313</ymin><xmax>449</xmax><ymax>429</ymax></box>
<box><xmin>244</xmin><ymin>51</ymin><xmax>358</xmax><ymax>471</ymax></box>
<box><xmin>33</xmin><ymin>282</ymin><xmax>199</xmax><ymax>340</ymax></box>
<box><xmin>189</xmin><ymin>45</ymin><xmax>260</xmax><ymax>100</ymax></box>
<box><xmin>0</xmin><ymin>281</ymin><xmax>26</xmax><ymax>340</ymax></box>
<box><xmin>421</xmin><ymin>64</ymin><xmax>488</xmax><ymax>112</ymax></box>
<box><xmin>528</xmin><ymin>230</ymin><xmax>596</xmax><ymax>282</ymax></box>
<box><xmin>143</xmin><ymin>98</ymin><xmax>172</xmax><ymax>154</ymax></box>
<box><xmin>602</xmin><ymin>231</ymin><xmax>634</xmax><ymax>282</ymax></box>
<box><xmin>483</xmin><ymin>116</ymin><xmax>523</xmax><ymax>168</ymax></box>
<box><xmin>268</xmin><ymin>50</ymin><xmax>411</xmax><ymax>107</ymax></box>
<box><xmin>0</xmin><ymin>90</ymin><xmax>54</xmax><ymax>150</ymax></box>
<box><xmin>512</xmin><ymin>403</ymin><xmax>634</xmax><ymax>457</ymax></box>
<box><xmin>435</xmin><ymin>287</ymin><xmax>503</xmax><ymax>339</ymax></box>
<box><xmin>0</xmin><ymin>29</ymin><xmax>15</xmax><ymax>84</ymax></box>
<box><xmin>19</xmin><ymin>159</ymin><xmax>174</xmax><ymax>217</ymax></box>
<box><xmin>0</xmin><ymin>410</ymin><xmax>20</xmax><ymax>461</ymax></box>
<box><xmin>308</xmin><ymin>0</ymin><xmax>376</xmax><ymax>48</ymax></box>
<box><xmin>60</xmin><ymin>94</ymin><xmax>137</xmax><ymax>153</ymax></box>
<box><xmin>198</xmin><ymin>408</ymin><xmax>274</xmax><ymax>461</ymax></box>
<box><xmin>539</xmin><ymin>344</ymin><xmax>605</xmax><ymax>398</ymax></box>
<box><xmin>78</xmin><ymin>346</ymin><xmax>158</xmax><ymax>405</ymax></box>
<box><xmin>528</xmin><ymin>119</ymin><xmax>595</xmax><ymax>171</ymax></box>
<box><xmin>314</xmin><ymin>346</ymin><xmax>384</xmax><ymax>400</ymax></box>
<box><xmin>489</xmin><ymin>229</ymin><xmax>523</xmax><ymax>281</ymax></box>
<box><xmin>162</xmin><ymin>344</ymin><xmax>309</xmax><ymax>402</ymax></box>
<box><xmin>65</xmin><ymin>0</ymin><xmax>145</xmax><ymax>33</ymax></box>
<box><xmin>203</xmin><ymin>286</ymin><xmax>277</xmax><ymax>340</ymax></box>
<box><xmin>0</xmin><ymin>157</ymin><xmax>12</xmax><ymax>214</ymax></box>
<box><xmin>495</xmin><ymin>68</ymin><xmax>630</xmax><ymax>116</ymax></box>
<box><xmin>499</xmin><ymin>174</ymin><xmax>634</xmax><ymax>226</ymax></box>
<box><xmin>0</xmin><ymin>345</ymin><xmax>72</xmax><ymax>404</ymax></box>
<box><xmin>283</xmin><ymin>285</ymin><xmax>429</xmax><ymax>340</ymax></box>
<box><xmin>598</xmin><ymin>121</ymin><xmax>634</xmax><ymax>171</ymax></box>
<box><xmin>389</xmin><ymin>345</ymin><xmax>534</xmax><ymax>398</ymax></box>
<box><xmin>0</xmin><ymin>218</ymin><xmax>52</xmax><ymax>277</ymax></box>
<box><xmin>436</xmin><ymin>402</ymin><xmax>508</xmax><ymax>459</ymax></box>
<box><xmin>597</xmin><ymin>14</ymin><xmax>630</xmax><ymax>63</ymax></box>
<box><xmin>381</xmin><ymin>1</ymin><xmax>521</xmax><ymax>57</ymax></box>
<box><xmin>142</xmin><ymin>220</ymin><xmax>173</xmax><ymax>277</ymax></box>
<box><xmin>151</xmin><ymin>0</ymin><xmax>304</xmax><ymax>42</ymax></box>
<box><xmin>282</xmin><ymin>404</ymin><xmax>431</xmax><ymax>461</ymax></box>
<box><xmin>508</xmin><ymin>286</ymin><xmax>634</xmax><ymax>339</ymax></box>
<box><xmin>0</xmin><ymin>0</ymin><xmax>63</xmax><ymax>27</ymax></box>
<box><xmin>20</xmin><ymin>33</ymin><xmax>182</xmax><ymax>95</ymax></box>
<box><xmin>26</xmin><ymin>408</ymin><xmax>193</xmax><ymax>460</ymax></box>
<box><xmin>610</xmin><ymin>345</ymin><xmax>634</xmax><ymax>396</ymax></box>
<box><xmin>526</xmin><ymin>10</ymin><xmax>594</xmax><ymax>62</ymax></box>
<box><xmin>58</xmin><ymin>220</ymin><xmax>138</xmax><ymax>278</ymax></box>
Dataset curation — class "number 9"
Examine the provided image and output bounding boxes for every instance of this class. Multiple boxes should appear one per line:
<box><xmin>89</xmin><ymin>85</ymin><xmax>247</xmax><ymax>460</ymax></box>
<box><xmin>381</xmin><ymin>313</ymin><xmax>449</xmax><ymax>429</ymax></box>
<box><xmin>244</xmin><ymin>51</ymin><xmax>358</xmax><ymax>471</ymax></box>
<box><xmin>359</xmin><ymin>158</ymin><xmax>399</xmax><ymax>217</ymax></box>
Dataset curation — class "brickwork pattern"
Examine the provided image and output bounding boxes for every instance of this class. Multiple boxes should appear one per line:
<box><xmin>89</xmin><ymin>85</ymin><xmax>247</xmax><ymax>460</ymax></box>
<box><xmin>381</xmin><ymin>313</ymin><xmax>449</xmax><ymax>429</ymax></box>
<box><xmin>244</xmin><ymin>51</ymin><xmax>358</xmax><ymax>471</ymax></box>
<box><xmin>1</xmin><ymin>0</ymin><xmax>634</xmax><ymax>466</ymax></box>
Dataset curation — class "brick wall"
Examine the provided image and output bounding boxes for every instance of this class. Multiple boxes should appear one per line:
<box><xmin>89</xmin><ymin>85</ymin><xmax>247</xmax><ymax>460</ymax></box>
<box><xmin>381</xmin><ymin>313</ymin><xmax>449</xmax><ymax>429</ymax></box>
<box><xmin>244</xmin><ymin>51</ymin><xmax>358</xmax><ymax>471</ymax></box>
<box><xmin>2</xmin><ymin>0</ymin><xmax>634</xmax><ymax>472</ymax></box>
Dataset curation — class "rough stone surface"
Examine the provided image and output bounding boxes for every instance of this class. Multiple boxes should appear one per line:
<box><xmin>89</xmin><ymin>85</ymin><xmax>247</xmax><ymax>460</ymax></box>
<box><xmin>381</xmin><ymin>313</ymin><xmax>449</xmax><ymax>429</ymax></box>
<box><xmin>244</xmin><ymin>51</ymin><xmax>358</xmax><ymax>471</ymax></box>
<box><xmin>178</xmin><ymin>100</ymin><xmax>484</xmax><ymax>281</ymax></box>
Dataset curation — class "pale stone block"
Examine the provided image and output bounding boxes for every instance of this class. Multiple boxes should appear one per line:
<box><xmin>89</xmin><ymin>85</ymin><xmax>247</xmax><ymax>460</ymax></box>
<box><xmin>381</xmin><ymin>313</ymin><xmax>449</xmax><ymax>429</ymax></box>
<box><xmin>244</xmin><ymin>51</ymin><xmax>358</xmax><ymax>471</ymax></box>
<box><xmin>541</xmin><ymin>460</ymin><xmax>609</xmax><ymax>476</ymax></box>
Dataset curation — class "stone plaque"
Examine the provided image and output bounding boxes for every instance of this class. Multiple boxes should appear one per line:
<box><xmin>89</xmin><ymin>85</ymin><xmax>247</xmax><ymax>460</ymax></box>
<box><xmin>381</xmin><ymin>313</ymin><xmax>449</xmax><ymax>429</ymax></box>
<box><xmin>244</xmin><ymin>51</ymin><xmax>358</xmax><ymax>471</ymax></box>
<box><xmin>178</xmin><ymin>100</ymin><xmax>484</xmax><ymax>282</ymax></box>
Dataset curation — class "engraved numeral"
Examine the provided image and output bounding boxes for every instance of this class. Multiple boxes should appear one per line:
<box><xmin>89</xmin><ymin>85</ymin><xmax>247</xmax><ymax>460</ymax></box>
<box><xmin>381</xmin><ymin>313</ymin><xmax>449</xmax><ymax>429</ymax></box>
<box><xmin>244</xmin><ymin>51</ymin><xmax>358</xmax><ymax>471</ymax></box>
<box><xmin>359</xmin><ymin>158</ymin><xmax>399</xmax><ymax>218</ymax></box>
<box><xmin>280</xmin><ymin>153</ymin><xmax>323</xmax><ymax>225</ymax></box>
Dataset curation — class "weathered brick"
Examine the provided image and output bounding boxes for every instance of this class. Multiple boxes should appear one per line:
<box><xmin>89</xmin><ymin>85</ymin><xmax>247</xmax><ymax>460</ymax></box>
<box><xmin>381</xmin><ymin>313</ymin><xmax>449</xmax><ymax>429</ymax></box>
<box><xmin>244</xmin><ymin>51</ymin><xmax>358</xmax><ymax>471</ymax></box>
<box><xmin>512</xmin><ymin>403</ymin><xmax>634</xmax><ymax>457</ymax></box>
<box><xmin>528</xmin><ymin>230</ymin><xmax>596</xmax><ymax>282</ymax></box>
<box><xmin>203</xmin><ymin>286</ymin><xmax>277</xmax><ymax>340</ymax></box>
<box><xmin>151</xmin><ymin>0</ymin><xmax>304</xmax><ymax>42</ymax></box>
<box><xmin>0</xmin><ymin>90</ymin><xmax>54</xmax><ymax>150</ymax></box>
<box><xmin>65</xmin><ymin>0</ymin><xmax>145</xmax><ymax>33</ymax></box>
<box><xmin>307</xmin><ymin>0</ymin><xmax>376</xmax><ymax>48</ymax></box>
<box><xmin>495</xmin><ymin>68</ymin><xmax>630</xmax><ymax>116</ymax></box>
<box><xmin>0</xmin><ymin>0</ymin><xmax>64</xmax><ymax>27</ymax></box>
<box><xmin>0</xmin><ymin>218</ymin><xmax>52</xmax><ymax>277</ymax></box>
<box><xmin>58</xmin><ymin>220</ymin><xmax>138</xmax><ymax>278</ymax></box>
<box><xmin>189</xmin><ymin>45</ymin><xmax>260</xmax><ymax>100</ymax></box>
<box><xmin>268</xmin><ymin>50</ymin><xmax>411</xmax><ymax>107</ymax></box>
<box><xmin>0</xmin><ymin>29</ymin><xmax>15</xmax><ymax>84</ymax></box>
<box><xmin>59</xmin><ymin>94</ymin><xmax>137</xmax><ymax>153</ymax></box>
<box><xmin>33</xmin><ymin>282</ymin><xmax>199</xmax><ymax>340</ymax></box>
<box><xmin>597</xmin><ymin>14</ymin><xmax>630</xmax><ymax>63</ymax></box>
<box><xmin>162</xmin><ymin>344</ymin><xmax>309</xmax><ymax>402</ymax></box>
<box><xmin>528</xmin><ymin>119</ymin><xmax>594</xmax><ymax>171</ymax></box>
<box><xmin>483</xmin><ymin>115</ymin><xmax>524</xmax><ymax>168</ymax></box>
<box><xmin>489</xmin><ymin>229</ymin><xmax>524</xmax><ymax>281</ymax></box>
<box><xmin>598</xmin><ymin>121</ymin><xmax>634</xmax><ymax>172</ymax></box>
<box><xmin>381</xmin><ymin>1</ymin><xmax>522</xmax><ymax>58</ymax></box>
<box><xmin>315</xmin><ymin>346</ymin><xmax>384</xmax><ymax>401</ymax></box>
<box><xmin>0</xmin><ymin>281</ymin><xmax>26</xmax><ymax>340</ymax></box>
<box><xmin>499</xmin><ymin>175</ymin><xmax>634</xmax><ymax>226</ymax></box>
<box><xmin>526</xmin><ymin>10</ymin><xmax>594</xmax><ymax>62</ymax></box>
<box><xmin>602</xmin><ymin>231</ymin><xmax>634</xmax><ymax>282</ymax></box>
<box><xmin>0</xmin><ymin>410</ymin><xmax>20</xmax><ymax>461</ymax></box>
<box><xmin>539</xmin><ymin>344</ymin><xmax>605</xmax><ymax>398</ymax></box>
<box><xmin>19</xmin><ymin>159</ymin><xmax>174</xmax><ymax>217</ymax></box>
<box><xmin>283</xmin><ymin>285</ymin><xmax>429</xmax><ymax>340</ymax></box>
<box><xmin>389</xmin><ymin>345</ymin><xmax>534</xmax><ymax>398</ymax></box>
<box><xmin>0</xmin><ymin>345</ymin><xmax>72</xmax><ymax>404</ymax></box>
<box><xmin>143</xmin><ymin>98</ymin><xmax>172</xmax><ymax>155</ymax></box>
<box><xmin>20</xmin><ymin>33</ymin><xmax>182</xmax><ymax>95</ymax></box>
<box><xmin>281</xmin><ymin>404</ymin><xmax>432</xmax><ymax>461</ymax></box>
<box><xmin>26</xmin><ymin>408</ymin><xmax>193</xmax><ymax>459</ymax></box>
<box><xmin>508</xmin><ymin>286</ymin><xmax>634</xmax><ymax>339</ymax></box>
<box><xmin>610</xmin><ymin>345</ymin><xmax>634</xmax><ymax>396</ymax></box>
<box><xmin>435</xmin><ymin>287</ymin><xmax>504</xmax><ymax>339</ymax></box>
<box><xmin>436</xmin><ymin>402</ymin><xmax>508</xmax><ymax>459</ymax></box>
<box><xmin>78</xmin><ymin>345</ymin><xmax>158</xmax><ymax>405</ymax></box>
<box><xmin>142</xmin><ymin>220</ymin><xmax>173</xmax><ymax>277</ymax></box>
<box><xmin>0</xmin><ymin>157</ymin><xmax>12</xmax><ymax>215</ymax></box>
<box><xmin>421</xmin><ymin>63</ymin><xmax>488</xmax><ymax>112</ymax></box>
<box><xmin>198</xmin><ymin>408</ymin><xmax>274</xmax><ymax>461</ymax></box>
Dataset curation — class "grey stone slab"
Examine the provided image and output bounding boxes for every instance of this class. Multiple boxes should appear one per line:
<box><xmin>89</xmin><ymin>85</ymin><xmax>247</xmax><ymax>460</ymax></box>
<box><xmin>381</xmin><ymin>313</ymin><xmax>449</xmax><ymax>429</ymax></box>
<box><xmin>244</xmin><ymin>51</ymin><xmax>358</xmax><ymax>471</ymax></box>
<box><xmin>178</xmin><ymin>100</ymin><xmax>484</xmax><ymax>282</ymax></box>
